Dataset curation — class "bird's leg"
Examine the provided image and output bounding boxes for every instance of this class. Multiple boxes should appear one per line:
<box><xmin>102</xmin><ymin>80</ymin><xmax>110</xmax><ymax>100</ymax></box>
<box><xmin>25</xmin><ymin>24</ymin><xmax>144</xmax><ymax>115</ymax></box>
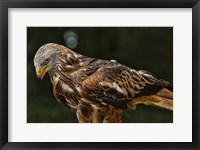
<box><xmin>76</xmin><ymin>109</ymin><xmax>90</xmax><ymax>123</ymax></box>
<box><xmin>103</xmin><ymin>106</ymin><xmax>123</xmax><ymax>123</ymax></box>
<box><xmin>76</xmin><ymin>104</ymin><xmax>93</xmax><ymax>123</ymax></box>
<box><xmin>76</xmin><ymin>106</ymin><xmax>104</xmax><ymax>123</ymax></box>
<box><xmin>90</xmin><ymin>107</ymin><xmax>104</xmax><ymax>123</ymax></box>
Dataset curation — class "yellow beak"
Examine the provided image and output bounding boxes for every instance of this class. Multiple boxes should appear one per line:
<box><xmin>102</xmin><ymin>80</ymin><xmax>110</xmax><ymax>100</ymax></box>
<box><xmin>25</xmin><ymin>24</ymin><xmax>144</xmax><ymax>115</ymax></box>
<box><xmin>36</xmin><ymin>66</ymin><xmax>48</xmax><ymax>80</ymax></box>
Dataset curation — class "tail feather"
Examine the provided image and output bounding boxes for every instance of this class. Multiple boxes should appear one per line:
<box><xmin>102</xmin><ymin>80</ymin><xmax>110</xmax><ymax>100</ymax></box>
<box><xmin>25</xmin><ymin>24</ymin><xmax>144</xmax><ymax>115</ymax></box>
<box><xmin>157</xmin><ymin>88</ymin><xmax>173</xmax><ymax>99</ymax></box>
<box><xmin>143</xmin><ymin>96</ymin><xmax>173</xmax><ymax>111</ymax></box>
<box><xmin>127</xmin><ymin>88</ymin><xmax>173</xmax><ymax>111</ymax></box>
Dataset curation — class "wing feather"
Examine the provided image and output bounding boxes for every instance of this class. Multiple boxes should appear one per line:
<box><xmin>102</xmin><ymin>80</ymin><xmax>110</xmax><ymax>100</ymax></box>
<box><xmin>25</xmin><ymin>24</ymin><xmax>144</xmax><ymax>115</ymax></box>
<box><xmin>80</xmin><ymin>61</ymin><xmax>170</xmax><ymax>108</ymax></box>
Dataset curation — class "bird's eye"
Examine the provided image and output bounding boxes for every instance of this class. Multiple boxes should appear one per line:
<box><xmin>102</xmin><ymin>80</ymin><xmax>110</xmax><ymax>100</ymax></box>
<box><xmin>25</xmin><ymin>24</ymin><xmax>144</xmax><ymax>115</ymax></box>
<box><xmin>42</xmin><ymin>59</ymin><xmax>49</xmax><ymax>65</ymax></box>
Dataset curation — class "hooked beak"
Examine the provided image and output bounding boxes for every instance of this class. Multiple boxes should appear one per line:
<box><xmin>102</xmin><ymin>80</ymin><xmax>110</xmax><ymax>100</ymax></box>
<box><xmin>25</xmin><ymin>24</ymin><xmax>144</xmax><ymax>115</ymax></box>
<box><xmin>36</xmin><ymin>66</ymin><xmax>48</xmax><ymax>80</ymax></box>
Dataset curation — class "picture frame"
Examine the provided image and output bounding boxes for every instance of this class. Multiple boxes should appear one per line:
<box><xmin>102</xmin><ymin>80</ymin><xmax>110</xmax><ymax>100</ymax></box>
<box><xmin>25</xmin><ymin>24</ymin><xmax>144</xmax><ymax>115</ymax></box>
<box><xmin>0</xmin><ymin>0</ymin><xmax>199</xmax><ymax>149</ymax></box>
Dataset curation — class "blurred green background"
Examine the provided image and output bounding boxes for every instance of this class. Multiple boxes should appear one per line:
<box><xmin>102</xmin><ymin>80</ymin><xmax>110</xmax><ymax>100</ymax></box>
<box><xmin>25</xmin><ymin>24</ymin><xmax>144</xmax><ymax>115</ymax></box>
<box><xmin>27</xmin><ymin>27</ymin><xmax>173</xmax><ymax>123</ymax></box>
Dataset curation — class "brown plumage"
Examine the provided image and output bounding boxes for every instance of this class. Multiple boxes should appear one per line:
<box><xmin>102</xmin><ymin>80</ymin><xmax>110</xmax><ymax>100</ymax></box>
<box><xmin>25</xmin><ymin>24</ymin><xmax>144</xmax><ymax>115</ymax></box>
<box><xmin>33</xmin><ymin>43</ymin><xmax>173</xmax><ymax>123</ymax></box>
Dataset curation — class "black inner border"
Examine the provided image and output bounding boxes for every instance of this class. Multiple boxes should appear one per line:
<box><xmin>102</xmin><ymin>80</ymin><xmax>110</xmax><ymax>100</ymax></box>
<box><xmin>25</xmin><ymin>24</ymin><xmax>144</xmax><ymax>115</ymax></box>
<box><xmin>0</xmin><ymin>0</ymin><xmax>199</xmax><ymax>149</ymax></box>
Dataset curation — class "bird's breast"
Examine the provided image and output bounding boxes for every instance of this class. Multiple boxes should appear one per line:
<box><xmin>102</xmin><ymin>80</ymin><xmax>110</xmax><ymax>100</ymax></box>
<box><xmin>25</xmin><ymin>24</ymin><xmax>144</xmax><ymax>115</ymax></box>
<box><xmin>52</xmin><ymin>75</ymin><xmax>81</xmax><ymax>109</ymax></box>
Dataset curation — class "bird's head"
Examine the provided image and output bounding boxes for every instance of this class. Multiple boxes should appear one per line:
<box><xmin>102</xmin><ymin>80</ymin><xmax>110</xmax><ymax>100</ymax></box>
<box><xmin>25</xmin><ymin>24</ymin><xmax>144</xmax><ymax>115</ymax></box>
<box><xmin>33</xmin><ymin>43</ymin><xmax>59</xmax><ymax>80</ymax></box>
<box><xmin>34</xmin><ymin>43</ymin><xmax>81</xmax><ymax>80</ymax></box>
<box><xmin>33</xmin><ymin>43</ymin><xmax>63</xmax><ymax>80</ymax></box>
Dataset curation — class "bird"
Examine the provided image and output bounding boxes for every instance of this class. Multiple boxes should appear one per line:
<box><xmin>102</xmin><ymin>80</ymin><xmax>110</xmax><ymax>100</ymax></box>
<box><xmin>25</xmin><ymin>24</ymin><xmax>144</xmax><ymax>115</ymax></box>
<box><xmin>33</xmin><ymin>43</ymin><xmax>173</xmax><ymax>123</ymax></box>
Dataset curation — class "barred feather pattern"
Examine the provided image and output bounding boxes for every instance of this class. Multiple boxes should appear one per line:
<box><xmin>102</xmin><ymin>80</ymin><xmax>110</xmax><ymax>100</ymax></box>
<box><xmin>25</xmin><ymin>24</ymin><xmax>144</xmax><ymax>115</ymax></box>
<box><xmin>34</xmin><ymin>43</ymin><xmax>173</xmax><ymax>123</ymax></box>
